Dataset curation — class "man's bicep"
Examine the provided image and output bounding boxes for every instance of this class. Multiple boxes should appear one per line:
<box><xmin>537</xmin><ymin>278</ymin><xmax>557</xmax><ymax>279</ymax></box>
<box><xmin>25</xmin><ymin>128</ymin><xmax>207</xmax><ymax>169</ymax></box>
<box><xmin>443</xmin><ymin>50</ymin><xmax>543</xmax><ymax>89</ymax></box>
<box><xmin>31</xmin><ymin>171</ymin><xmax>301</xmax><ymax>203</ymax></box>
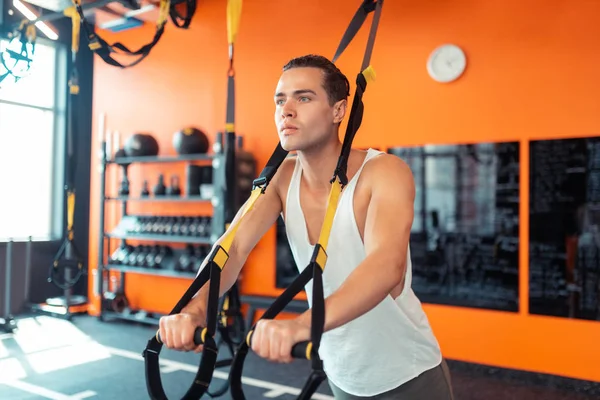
<box><xmin>363</xmin><ymin>157</ymin><xmax>415</xmax><ymax>261</ymax></box>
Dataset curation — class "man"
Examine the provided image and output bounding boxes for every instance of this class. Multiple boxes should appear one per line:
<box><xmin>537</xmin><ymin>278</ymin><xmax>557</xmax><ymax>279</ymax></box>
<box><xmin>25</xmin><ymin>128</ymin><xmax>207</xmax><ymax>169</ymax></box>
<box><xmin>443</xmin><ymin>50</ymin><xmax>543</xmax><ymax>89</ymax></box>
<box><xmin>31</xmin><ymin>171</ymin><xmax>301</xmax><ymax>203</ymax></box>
<box><xmin>159</xmin><ymin>54</ymin><xmax>454</xmax><ymax>399</ymax></box>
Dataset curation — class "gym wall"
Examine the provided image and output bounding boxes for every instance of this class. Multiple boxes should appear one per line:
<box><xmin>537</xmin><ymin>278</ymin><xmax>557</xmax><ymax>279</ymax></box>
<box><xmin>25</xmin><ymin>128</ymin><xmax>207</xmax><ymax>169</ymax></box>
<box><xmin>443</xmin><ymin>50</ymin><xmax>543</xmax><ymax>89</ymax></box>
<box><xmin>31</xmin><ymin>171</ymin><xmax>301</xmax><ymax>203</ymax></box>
<box><xmin>88</xmin><ymin>0</ymin><xmax>600</xmax><ymax>384</ymax></box>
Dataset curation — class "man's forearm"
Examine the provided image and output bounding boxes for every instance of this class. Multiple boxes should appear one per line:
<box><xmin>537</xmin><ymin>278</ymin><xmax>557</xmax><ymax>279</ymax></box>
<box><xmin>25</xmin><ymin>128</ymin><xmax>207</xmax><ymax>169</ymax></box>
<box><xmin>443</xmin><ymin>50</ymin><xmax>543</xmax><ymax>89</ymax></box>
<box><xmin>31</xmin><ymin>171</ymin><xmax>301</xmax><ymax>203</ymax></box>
<box><xmin>296</xmin><ymin>251</ymin><xmax>405</xmax><ymax>332</ymax></box>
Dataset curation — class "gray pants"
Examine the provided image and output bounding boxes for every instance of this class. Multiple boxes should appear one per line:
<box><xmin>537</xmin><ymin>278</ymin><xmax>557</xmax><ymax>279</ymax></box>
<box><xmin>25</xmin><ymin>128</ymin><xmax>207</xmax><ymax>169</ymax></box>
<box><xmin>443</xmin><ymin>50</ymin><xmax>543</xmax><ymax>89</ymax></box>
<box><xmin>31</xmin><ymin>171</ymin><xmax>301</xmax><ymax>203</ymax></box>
<box><xmin>328</xmin><ymin>359</ymin><xmax>454</xmax><ymax>400</ymax></box>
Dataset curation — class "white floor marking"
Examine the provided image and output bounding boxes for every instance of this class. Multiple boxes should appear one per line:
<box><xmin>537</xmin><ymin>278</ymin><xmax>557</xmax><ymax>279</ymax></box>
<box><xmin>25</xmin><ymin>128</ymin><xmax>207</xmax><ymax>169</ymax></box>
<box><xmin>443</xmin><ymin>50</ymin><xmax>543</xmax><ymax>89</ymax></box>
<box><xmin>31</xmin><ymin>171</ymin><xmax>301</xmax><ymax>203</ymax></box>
<box><xmin>0</xmin><ymin>379</ymin><xmax>97</xmax><ymax>400</ymax></box>
<box><xmin>263</xmin><ymin>388</ymin><xmax>293</xmax><ymax>398</ymax></box>
<box><xmin>71</xmin><ymin>390</ymin><xmax>97</xmax><ymax>399</ymax></box>
<box><xmin>160</xmin><ymin>364</ymin><xmax>182</xmax><ymax>373</ymax></box>
<box><xmin>104</xmin><ymin>346</ymin><xmax>334</xmax><ymax>399</ymax></box>
<box><xmin>0</xmin><ymin>356</ymin><xmax>27</xmax><ymax>380</ymax></box>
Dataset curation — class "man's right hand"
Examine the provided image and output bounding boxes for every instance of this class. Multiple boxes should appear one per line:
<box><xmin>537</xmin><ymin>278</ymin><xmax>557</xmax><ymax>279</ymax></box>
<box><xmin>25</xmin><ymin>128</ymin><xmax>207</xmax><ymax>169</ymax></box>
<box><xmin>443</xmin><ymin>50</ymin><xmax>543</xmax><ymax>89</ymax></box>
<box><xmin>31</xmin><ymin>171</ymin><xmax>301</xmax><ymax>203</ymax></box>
<box><xmin>158</xmin><ymin>312</ymin><xmax>206</xmax><ymax>353</ymax></box>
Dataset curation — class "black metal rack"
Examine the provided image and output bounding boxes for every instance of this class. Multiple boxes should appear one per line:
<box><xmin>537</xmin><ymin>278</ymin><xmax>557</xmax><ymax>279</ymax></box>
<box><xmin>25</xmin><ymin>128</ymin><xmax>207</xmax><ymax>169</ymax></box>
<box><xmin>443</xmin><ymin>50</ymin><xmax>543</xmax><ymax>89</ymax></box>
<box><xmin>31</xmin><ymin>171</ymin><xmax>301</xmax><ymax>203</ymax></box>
<box><xmin>95</xmin><ymin>130</ymin><xmax>234</xmax><ymax>325</ymax></box>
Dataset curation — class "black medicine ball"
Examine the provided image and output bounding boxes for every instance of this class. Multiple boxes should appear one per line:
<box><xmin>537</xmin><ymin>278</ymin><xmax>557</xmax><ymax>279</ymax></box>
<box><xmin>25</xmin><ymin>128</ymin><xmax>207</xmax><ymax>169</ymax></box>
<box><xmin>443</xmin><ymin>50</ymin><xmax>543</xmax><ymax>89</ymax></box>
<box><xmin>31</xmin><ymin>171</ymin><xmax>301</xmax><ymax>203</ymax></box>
<box><xmin>124</xmin><ymin>133</ymin><xmax>159</xmax><ymax>157</ymax></box>
<box><xmin>173</xmin><ymin>127</ymin><xmax>210</xmax><ymax>155</ymax></box>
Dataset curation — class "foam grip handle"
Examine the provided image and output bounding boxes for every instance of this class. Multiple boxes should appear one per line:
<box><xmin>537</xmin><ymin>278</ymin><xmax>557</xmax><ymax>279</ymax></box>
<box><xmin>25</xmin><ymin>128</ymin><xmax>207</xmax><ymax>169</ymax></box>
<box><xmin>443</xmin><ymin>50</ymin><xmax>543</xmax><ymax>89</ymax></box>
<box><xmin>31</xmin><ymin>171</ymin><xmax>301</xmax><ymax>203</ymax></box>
<box><xmin>156</xmin><ymin>327</ymin><xmax>207</xmax><ymax>346</ymax></box>
<box><xmin>246</xmin><ymin>330</ymin><xmax>313</xmax><ymax>360</ymax></box>
<box><xmin>291</xmin><ymin>340</ymin><xmax>312</xmax><ymax>360</ymax></box>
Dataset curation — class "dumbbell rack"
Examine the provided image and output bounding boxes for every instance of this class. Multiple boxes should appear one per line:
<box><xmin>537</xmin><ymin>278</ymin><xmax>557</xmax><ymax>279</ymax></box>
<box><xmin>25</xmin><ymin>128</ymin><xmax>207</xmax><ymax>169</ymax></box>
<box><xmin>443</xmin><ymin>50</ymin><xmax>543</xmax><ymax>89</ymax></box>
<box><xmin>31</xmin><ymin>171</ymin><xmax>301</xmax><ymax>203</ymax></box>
<box><xmin>96</xmin><ymin>130</ymin><xmax>234</xmax><ymax>326</ymax></box>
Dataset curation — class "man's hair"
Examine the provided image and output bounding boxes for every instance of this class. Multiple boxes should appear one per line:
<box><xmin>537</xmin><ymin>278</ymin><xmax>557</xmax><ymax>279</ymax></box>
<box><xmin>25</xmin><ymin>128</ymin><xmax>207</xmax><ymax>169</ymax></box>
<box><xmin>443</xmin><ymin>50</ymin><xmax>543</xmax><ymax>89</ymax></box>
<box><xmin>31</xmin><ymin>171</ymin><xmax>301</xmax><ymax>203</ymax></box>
<box><xmin>283</xmin><ymin>54</ymin><xmax>350</xmax><ymax>106</ymax></box>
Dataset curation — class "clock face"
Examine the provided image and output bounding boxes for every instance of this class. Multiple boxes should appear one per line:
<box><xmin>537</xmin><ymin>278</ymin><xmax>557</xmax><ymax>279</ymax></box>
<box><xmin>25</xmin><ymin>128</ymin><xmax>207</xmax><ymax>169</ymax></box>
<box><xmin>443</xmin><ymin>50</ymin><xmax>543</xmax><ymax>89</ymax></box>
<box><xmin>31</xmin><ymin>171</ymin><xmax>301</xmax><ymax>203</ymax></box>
<box><xmin>427</xmin><ymin>44</ymin><xmax>466</xmax><ymax>83</ymax></box>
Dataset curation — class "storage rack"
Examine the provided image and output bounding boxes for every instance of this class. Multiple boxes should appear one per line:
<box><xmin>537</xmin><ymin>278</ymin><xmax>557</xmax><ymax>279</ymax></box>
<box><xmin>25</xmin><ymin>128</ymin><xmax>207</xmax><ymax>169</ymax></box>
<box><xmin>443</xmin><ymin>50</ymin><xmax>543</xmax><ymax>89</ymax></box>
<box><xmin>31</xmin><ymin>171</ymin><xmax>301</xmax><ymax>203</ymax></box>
<box><xmin>96</xmin><ymin>131</ymin><xmax>238</xmax><ymax>326</ymax></box>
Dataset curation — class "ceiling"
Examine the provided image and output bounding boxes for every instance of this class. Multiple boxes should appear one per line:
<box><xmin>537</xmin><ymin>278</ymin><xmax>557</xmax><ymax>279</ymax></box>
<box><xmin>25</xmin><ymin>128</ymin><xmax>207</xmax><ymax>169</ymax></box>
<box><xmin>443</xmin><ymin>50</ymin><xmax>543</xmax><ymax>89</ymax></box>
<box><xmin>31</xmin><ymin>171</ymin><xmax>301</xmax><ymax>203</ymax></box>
<box><xmin>16</xmin><ymin>0</ymin><xmax>160</xmax><ymax>27</ymax></box>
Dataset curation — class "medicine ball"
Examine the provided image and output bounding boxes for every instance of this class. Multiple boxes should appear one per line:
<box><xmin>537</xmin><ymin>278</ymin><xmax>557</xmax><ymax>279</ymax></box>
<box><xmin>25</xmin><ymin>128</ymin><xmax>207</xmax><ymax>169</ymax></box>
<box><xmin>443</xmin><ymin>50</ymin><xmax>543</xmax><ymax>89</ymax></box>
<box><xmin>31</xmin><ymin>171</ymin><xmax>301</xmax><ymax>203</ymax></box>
<box><xmin>124</xmin><ymin>133</ymin><xmax>159</xmax><ymax>157</ymax></box>
<box><xmin>173</xmin><ymin>127</ymin><xmax>210</xmax><ymax>155</ymax></box>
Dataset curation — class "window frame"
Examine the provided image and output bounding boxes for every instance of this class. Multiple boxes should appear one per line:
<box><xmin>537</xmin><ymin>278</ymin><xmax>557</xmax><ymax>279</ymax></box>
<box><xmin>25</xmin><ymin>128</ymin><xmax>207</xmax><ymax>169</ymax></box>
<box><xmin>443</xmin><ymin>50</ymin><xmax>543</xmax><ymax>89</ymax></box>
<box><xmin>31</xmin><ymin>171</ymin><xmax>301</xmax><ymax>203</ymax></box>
<box><xmin>0</xmin><ymin>36</ymin><xmax>67</xmax><ymax>241</ymax></box>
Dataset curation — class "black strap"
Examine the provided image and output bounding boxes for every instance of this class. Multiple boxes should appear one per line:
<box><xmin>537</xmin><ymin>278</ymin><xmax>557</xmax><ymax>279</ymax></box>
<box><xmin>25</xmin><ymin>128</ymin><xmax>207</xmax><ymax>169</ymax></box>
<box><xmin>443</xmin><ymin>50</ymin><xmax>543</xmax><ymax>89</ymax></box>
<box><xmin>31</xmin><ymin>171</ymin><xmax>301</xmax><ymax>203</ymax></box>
<box><xmin>142</xmin><ymin>246</ymin><xmax>225</xmax><ymax>399</ymax></box>
<box><xmin>251</xmin><ymin>143</ymin><xmax>289</xmax><ymax>189</ymax></box>
<box><xmin>169</xmin><ymin>0</ymin><xmax>196</xmax><ymax>28</ymax></box>
<box><xmin>73</xmin><ymin>0</ymin><xmax>196</xmax><ymax>69</ymax></box>
<box><xmin>332</xmin><ymin>0</ymin><xmax>383</xmax><ymax>186</ymax></box>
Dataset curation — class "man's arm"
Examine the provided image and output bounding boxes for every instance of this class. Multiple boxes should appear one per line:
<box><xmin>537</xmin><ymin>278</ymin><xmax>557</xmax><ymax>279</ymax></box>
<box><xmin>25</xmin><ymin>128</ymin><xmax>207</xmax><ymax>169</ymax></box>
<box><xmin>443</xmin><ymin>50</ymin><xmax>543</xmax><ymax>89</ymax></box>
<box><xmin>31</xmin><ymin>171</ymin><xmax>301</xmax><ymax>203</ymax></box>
<box><xmin>182</xmin><ymin>159</ymin><xmax>292</xmax><ymax>315</ymax></box>
<box><xmin>296</xmin><ymin>155</ymin><xmax>415</xmax><ymax>332</ymax></box>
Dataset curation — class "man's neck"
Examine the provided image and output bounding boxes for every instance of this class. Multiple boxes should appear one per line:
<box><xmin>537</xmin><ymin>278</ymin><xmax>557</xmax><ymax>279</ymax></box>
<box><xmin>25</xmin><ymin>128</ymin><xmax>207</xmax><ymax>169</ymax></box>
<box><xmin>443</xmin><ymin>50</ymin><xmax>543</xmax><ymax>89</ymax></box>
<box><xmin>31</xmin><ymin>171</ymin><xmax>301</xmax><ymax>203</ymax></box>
<box><xmin>297</xmin><ymin>139</ymin><xmax>343</xmax><ymax>192</ymax></box>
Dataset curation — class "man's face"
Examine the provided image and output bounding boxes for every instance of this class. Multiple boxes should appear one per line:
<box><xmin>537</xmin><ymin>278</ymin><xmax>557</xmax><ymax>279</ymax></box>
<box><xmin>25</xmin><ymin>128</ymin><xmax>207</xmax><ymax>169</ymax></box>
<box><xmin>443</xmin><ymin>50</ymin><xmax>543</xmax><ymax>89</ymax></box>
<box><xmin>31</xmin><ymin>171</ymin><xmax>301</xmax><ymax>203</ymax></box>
<box><xmin>273</xmin><ymin>67</ymin><xmax>341</xmax><ymax>152</ymax></box>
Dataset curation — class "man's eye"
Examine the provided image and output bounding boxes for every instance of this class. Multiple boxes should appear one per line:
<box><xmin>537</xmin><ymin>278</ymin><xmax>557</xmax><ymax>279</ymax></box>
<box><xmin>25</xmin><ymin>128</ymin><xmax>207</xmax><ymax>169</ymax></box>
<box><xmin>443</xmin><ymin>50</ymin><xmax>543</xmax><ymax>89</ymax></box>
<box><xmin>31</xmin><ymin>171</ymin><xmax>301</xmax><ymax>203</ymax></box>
<box><xmin>299</xmin><ymin>97</ymin><xmax>309</xmax><ymax>102</ymax></box>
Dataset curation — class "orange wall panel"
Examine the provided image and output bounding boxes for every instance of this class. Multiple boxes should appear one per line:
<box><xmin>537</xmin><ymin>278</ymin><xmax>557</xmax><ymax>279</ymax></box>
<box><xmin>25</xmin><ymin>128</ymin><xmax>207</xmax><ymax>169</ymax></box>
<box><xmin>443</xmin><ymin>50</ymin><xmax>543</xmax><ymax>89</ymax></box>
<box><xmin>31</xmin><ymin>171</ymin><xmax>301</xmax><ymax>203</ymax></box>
<box><xmin>88</xmin><ymin>0</ymin><xmax>600</xmax><ymax>383</ymax></box>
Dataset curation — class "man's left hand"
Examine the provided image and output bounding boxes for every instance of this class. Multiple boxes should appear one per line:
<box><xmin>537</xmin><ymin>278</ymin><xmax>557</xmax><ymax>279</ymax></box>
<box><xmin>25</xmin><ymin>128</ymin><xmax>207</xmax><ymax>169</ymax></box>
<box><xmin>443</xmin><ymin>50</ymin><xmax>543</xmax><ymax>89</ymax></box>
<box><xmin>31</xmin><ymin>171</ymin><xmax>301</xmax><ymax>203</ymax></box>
<box><xmin>250</xmin><ymin>318</ymin><xmax>310</xmax><ymax>363</ymax></box>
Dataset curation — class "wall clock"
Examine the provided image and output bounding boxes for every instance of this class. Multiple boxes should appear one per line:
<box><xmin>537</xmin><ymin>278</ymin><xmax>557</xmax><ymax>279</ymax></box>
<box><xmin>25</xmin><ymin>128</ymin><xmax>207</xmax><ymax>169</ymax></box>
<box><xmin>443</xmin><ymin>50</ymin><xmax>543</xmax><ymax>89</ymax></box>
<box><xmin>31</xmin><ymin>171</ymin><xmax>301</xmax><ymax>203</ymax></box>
<box><xmin>427</xmin><ymin>44</ymin><xmax>467</xmax><ymax>83</ymax></box>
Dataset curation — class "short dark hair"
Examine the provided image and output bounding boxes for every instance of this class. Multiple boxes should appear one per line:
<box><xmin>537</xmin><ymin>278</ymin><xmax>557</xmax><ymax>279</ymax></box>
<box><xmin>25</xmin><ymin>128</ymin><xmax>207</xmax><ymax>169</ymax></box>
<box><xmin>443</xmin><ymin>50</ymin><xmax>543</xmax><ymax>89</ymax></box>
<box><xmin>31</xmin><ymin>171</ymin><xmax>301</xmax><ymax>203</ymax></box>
<box><xmin>283</xmin><ymin>54</ymin><xmax>350</xmax><ymax>106</ymax></box>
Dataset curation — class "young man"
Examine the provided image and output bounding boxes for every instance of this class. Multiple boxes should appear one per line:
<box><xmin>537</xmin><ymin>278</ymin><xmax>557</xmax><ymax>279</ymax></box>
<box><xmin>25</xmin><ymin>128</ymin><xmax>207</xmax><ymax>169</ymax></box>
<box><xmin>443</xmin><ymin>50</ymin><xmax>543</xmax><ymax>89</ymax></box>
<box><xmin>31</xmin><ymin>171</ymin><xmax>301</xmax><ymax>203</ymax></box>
<box><xmin>159</xmin><ymin>54</ymin><xmax>454</xmax><ymax>399</ymax></box>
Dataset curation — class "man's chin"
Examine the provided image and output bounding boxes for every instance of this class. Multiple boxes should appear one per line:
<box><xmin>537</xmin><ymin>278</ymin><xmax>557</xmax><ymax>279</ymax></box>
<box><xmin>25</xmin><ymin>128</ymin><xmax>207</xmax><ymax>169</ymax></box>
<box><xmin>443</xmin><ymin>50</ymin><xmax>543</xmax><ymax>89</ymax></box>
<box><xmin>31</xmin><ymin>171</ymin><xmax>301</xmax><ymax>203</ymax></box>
<box><xmin>280</xmin><ymin>138</ymin><xmax>301</xmax><ymax>152</ymax></box>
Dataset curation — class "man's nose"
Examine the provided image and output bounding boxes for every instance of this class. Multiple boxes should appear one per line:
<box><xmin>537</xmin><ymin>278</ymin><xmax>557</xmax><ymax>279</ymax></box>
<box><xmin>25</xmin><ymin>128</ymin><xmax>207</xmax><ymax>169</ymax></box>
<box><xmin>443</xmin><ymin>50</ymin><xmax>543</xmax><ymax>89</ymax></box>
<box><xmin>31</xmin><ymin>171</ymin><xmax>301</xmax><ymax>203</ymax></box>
<box><xmin>281</xmin><ymin>102</ymin><xmax>296</xmax><ymax>118</ymax></box>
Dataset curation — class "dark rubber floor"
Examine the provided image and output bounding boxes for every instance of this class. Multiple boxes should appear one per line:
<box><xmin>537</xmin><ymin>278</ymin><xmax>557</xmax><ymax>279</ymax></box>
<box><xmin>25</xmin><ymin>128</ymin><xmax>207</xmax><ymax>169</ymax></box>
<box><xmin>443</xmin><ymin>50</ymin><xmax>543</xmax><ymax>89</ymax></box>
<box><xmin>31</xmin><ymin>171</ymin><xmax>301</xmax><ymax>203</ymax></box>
<box><xmin>0</xmin><ymin>314</ymin><xmax>599</xmax><ymax>399</ymax></box>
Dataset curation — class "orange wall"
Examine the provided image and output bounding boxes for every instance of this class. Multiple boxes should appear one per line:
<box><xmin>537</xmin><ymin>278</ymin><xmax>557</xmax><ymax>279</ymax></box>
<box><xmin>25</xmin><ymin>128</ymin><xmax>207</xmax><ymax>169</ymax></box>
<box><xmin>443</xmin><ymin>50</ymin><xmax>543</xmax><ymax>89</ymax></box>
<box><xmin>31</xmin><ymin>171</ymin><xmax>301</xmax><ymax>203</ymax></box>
<box><xmin>88</xmin><ymin>0</ymin><xmax>600</xmax><ymax>383</ymax></box>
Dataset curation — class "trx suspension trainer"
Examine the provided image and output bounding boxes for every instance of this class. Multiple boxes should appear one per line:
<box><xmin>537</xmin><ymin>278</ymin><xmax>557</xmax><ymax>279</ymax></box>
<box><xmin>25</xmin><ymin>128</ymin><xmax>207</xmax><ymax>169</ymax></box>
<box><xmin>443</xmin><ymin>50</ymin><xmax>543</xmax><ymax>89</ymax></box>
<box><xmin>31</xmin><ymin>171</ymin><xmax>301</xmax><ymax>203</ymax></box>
<box><xmin>49</xmin><ymin>1</ymin><xmax>85</xmax><ymax>292</ymax></box>
<box><xmin>142</xmin><ymin>0</ymin><xmax>383</xmax><ymax>398</ymax></box>
<box><xmin>229</xmin><ymin>1</ymin><xmax>384</xmax><ymax>398</ymax></box>
<box><xmin>142</xmin><ymin>1</ymin><xmax>243</xmax><ymax>399</ymax></box>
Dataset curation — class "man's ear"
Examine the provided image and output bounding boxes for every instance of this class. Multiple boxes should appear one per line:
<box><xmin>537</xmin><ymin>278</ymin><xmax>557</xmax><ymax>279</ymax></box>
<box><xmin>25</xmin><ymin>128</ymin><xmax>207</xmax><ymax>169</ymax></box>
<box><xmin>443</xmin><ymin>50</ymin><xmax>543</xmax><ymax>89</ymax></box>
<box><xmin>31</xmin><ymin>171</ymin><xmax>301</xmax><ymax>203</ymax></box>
<box><xmin>333</xmin><ymin>99</ymin><xmax>347</xmax><ymax>123</ymax></box>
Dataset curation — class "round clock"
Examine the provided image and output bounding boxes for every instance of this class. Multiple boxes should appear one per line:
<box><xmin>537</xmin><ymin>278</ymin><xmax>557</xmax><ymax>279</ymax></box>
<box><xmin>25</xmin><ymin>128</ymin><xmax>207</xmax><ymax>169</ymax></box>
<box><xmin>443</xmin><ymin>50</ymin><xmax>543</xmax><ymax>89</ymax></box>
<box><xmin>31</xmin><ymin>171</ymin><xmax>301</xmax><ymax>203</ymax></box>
<box><xmin>427</xmin><ymin>44</ymin><xmax>467</xmax><ymax>83</ymax></box>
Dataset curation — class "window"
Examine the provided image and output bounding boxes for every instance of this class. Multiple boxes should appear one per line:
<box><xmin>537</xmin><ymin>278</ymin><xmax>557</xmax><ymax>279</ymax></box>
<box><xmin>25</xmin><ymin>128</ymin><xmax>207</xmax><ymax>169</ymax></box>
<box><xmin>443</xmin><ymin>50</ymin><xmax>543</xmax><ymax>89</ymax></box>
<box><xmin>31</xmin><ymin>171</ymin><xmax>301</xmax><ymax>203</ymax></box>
<box><xmin>0</xmin><ymin>38</ymin><xmax>66</xmax><ymax>240</ymax></box>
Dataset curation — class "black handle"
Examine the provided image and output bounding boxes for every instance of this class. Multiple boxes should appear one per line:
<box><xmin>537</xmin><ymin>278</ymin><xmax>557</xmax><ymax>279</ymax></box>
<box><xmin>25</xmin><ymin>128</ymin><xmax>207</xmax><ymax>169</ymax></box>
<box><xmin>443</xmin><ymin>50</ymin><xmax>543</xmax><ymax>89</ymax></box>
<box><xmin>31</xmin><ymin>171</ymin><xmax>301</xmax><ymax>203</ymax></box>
<box><xmin>290</xmin><ymin>340</ymin><xmax>312</xmax><ymax>360</ymax></box>
<box><xmin>246</xmin><ymin>330</ymin><xmax>313</xmax><ymax>360</ymax></box>
<box><xmin>156</xmin><ymin>327</ymin><xmax>206</xmax><ymax>346</ymax></box>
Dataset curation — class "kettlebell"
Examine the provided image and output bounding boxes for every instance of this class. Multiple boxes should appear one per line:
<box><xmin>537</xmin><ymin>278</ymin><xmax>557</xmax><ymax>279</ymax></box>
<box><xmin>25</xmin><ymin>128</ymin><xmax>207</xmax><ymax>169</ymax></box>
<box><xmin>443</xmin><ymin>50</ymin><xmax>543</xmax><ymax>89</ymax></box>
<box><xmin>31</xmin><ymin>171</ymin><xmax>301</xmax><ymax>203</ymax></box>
<box><xmin>167</xmin><ymin>175</ymin><xmax>181</xmax><ymax>196</ymax></box>
<box><xmin>154</xmin><ymin>174</ymin><xmax>166</xmax><ymax>196</ymax></box>
<box><xmin>140</xmin><ymin>180</ymin><xmax>150</xmax><ymax>197</ymax></box>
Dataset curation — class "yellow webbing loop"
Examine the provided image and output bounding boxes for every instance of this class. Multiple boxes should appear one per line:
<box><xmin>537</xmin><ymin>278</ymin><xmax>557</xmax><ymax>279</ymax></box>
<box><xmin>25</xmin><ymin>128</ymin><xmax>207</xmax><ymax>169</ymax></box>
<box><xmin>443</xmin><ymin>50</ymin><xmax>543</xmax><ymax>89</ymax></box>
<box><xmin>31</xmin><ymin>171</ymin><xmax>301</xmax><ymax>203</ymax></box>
<box><xmin>88</xmin><ymin>41</ymin><xmax>102</xmax><ymax>51</ymax></box>
<box><xmin>212</xmin><ymin>246</ymin><xmax>229</xmax><ymax>270</ymax></box>
<box><xmin>362</xmin><ymin>65</ymin><xmax>376</xmax><ymax>84</ymax></box>
<box><xmin>227</xmin><ymin>0</ymin><xmax>242</xmax><ymax>45</ymax></box>
<box><xmin>225</xmin><ymin>123</ymin><xmax>235</xmax><ymax>133</ymax></box>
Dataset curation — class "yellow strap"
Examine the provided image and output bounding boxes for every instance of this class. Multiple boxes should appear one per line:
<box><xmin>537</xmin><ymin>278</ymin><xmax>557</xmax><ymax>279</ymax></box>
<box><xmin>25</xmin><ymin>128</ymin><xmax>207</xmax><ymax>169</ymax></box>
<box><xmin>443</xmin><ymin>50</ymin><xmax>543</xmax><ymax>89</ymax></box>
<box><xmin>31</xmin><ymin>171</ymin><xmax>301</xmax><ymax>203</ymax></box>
<box><xmin>316</xmin><ymin>178</ymin><xmax>343</xmax><ymax>250</ymax></box>
<box><xmin>158</xmin><ymin>0</ymin><xmax>171</xmax><ymax>27</ymax></box>
<box><xmin>63</xmin><ymin>6</ymin><xmax>80</xmax><ymax>53</ymax></box>
<box><xmin>226</xmin><ymin>0</ymin><xmax>243</xmax><ymax>45</ymax></box>
<box><xmin>67</xmin><ymin>191</ymin><xmax>75</xmax><ymax>240</ymax></box>
<box><xmin>219</xmin><ymin>186</ymin><xmax>263</xmax><ymax>253</ymax></box>
<box><xmin>225</xmin><ymin>122</ymin><xmax>235</xmax><ymax>134</ymax></box>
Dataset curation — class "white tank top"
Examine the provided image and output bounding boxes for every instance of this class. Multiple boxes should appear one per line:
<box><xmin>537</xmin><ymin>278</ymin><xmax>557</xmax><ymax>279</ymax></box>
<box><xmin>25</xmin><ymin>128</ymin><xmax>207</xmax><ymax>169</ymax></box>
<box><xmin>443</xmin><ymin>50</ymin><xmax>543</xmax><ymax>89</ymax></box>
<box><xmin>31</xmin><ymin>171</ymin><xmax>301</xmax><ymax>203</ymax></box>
<box><xmin>283</xmin><ymin>148</ymin><xmax>443</xmax><ymax>397</ymax></box>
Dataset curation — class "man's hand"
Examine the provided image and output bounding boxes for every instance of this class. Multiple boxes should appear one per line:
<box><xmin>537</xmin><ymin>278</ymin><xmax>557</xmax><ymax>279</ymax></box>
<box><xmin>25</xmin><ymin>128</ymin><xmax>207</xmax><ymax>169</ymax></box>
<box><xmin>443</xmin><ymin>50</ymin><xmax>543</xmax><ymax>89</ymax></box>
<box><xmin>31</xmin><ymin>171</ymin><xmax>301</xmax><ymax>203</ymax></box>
<box><xmin>250</xmin><ymin>318</ymin><xmax>311</xmax><ymax>363</ymax></box>
<box><xmin>159</xmin><ymin>312</ymin><xmax>206</xmax><ymax>353</ymax></box>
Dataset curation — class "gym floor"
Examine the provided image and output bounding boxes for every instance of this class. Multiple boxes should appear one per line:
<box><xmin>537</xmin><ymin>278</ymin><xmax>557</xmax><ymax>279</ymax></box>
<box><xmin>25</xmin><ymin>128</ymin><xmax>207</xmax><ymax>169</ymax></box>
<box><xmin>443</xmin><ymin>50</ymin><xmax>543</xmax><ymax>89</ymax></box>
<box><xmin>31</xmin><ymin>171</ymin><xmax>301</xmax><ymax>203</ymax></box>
<box><xmin>1</xmin><ymin>314</ymin><xmax>599</xmax><ymax>400</ymax></box>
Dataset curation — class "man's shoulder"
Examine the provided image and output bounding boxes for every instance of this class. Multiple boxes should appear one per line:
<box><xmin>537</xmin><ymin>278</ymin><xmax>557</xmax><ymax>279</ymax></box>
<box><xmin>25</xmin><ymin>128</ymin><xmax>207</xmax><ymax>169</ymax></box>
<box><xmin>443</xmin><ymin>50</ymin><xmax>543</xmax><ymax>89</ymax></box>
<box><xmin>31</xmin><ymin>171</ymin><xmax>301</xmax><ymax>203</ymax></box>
<box><xmin>270</xmin><ymin>156</ymin><xmax>297</xmax><ymax>199</ymax></box>
<box><xmin>363</xmin><ymin>152</ymin><xmax>414</xmax><ymax>187</ymax></box>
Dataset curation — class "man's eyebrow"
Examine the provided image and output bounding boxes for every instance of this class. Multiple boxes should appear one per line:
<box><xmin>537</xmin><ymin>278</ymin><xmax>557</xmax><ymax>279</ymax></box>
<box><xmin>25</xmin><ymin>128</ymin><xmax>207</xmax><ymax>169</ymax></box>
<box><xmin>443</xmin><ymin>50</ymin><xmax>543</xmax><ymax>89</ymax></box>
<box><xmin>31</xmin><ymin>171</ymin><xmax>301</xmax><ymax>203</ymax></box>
<box><xmin>274</xmin><ymin>89</ymin><xmax>317</xmax><ymax>97</ymax></box>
